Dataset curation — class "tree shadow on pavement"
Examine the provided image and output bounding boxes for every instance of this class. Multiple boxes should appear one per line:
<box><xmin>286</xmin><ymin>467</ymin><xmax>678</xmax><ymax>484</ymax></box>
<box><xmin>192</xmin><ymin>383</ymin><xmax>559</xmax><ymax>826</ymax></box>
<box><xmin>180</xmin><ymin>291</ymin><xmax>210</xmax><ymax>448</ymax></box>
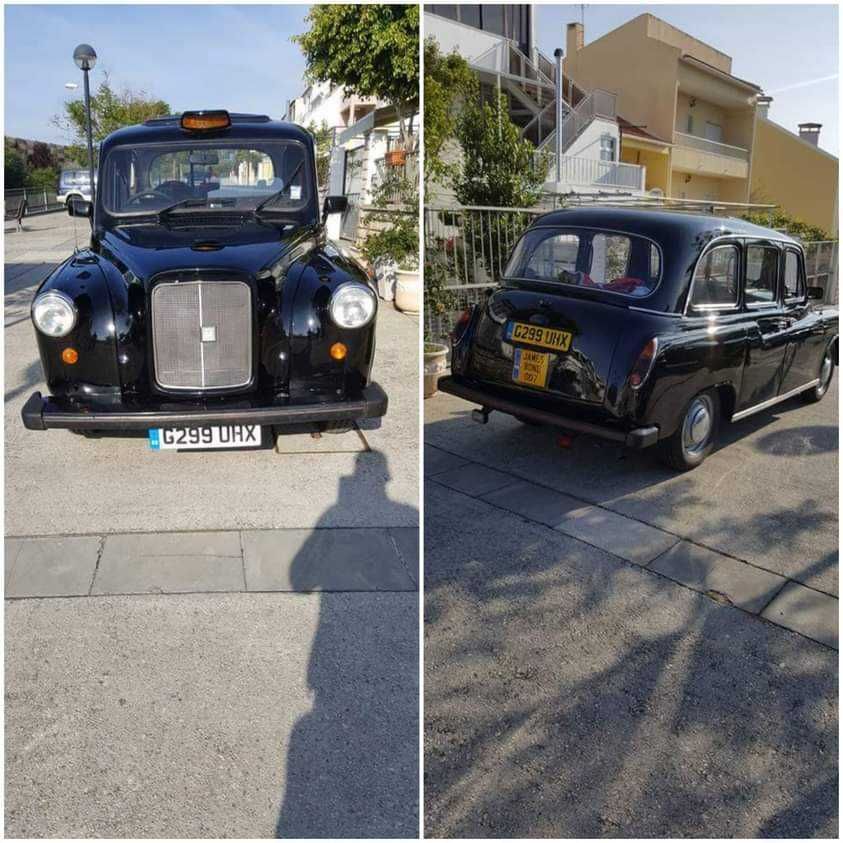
<box><xmin>423</xmin><ymin>482</ymin><xmax>838</xmax><ymax>838</ymax></box>
<box><xmin>276</xmin><ymin>450</ymin><xmax>419</xmax><ymax>838</ymax></box>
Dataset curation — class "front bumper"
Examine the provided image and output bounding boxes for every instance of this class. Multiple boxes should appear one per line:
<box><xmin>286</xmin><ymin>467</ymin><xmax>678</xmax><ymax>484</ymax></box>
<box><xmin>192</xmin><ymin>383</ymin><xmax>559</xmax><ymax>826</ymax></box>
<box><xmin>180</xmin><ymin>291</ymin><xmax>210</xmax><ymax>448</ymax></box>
<box><xmin>438</xmin><ymin>376</ymin><xmax>658</xmax><ymax>449</ymax></box>
<box><xmin>21</xmin><ymin>382</ymin><xmax>388</xmax><ymax>431</ymax></box>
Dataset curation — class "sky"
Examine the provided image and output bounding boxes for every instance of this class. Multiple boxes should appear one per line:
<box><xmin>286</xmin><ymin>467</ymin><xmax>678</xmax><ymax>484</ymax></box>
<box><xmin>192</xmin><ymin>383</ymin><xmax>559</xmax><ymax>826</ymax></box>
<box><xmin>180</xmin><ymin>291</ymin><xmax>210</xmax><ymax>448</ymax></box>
<box><xmin>536</xmin><ymin>4</ymin><xmax>839</xmax><ymax>155</ymax></box>
<box><xmin>5</xmin><ymin>4</ymin><xmax>310</xmax><ymax>144</ymax></box>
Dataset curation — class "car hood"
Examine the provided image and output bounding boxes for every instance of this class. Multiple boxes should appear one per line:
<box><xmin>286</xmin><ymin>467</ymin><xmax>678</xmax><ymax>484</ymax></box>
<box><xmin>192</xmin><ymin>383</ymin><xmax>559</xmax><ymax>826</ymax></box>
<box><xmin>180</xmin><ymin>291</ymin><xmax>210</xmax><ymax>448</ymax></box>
<box><xmin>98</xmin><ymin>221</ymin><xmax>315</xmax><ymax>282</ymax></box>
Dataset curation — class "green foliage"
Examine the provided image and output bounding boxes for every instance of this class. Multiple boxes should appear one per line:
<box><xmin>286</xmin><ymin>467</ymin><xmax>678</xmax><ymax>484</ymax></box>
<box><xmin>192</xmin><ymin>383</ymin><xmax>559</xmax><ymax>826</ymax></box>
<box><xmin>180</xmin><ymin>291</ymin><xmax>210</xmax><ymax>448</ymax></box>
<box><xmin>294</xmin><ymin>5</ymin><xmax>419</xmax><ymax>143</ymax></box>
<box><xmin>741</xmin><ymin>209</ymin><xmax>833</xmax><ymax>242</ymax></box>
<box><xmin>423</xmin><ymin>38</ymin><xmax>477</xmax><ymax>189</ymax></box>
<box><xmin>308</xmin><ymin>120</ymin><xmax>334</xmax><ymax>187</ymax></box>
<box><xmin>52</xmin><ymin>74</ymin><xmax>170</xmax><ymax>150</ymax></box>
<box><xmin>26</xmin><ymin>167</ymin><xmax>59</xmax><ymax>191</ymax></box>
<box><xmin>4</xmin><ymin>145</ymin><xmax>27</xmax><ymax>189</ymax></box>
<box><xmin>453</xmin><ymin>93</ymin><xmax>547</xmax><ymax>208</ymax></box>
<box><xmin>362</xmin><ymin>173</ymin><xmax>418</xmax><ymax>269</ymax></box>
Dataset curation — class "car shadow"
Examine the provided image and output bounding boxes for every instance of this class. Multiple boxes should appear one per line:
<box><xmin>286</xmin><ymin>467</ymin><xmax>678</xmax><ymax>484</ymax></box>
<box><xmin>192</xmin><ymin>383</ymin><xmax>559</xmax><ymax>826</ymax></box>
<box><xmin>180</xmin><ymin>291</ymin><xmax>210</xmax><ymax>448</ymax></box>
<box><xmin>275</xmin><ymin>449</ymin><xmax>419</xmax><ymax>838</ymax></box>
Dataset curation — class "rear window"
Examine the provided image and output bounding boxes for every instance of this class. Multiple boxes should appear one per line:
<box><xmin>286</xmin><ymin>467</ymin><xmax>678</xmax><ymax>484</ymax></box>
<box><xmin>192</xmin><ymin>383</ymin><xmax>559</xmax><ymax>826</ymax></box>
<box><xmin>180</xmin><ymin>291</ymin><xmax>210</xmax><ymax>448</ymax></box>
<box><xmin>504</xmin><ymin>227</ymin><xmax>661</xmax><ymax>298</ymax></box>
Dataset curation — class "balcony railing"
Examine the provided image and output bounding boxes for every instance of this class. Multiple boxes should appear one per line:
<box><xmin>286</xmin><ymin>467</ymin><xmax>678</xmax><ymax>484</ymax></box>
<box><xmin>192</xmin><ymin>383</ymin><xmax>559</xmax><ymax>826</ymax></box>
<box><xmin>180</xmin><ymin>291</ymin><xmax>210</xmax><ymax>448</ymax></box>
<box><xmin>558</xmin><ymin>155</ymin><xmax>646</xmax><ymax>191</ymax></box>
<box><xmin>673</xmin><ymin>131</ymin><xmax>749</xmax><ymax>161</ymax></box>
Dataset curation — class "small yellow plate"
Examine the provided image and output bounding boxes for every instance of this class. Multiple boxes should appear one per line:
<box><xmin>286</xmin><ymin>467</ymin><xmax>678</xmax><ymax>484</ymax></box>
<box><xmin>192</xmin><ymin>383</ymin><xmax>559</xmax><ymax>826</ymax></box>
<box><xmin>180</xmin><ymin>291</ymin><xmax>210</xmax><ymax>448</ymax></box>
<box><xmin>513</xmin><ymin>348</ymin><xmax>550</xmax><ymax>389</ymax></box>
<box><xmin>506</xmin><ymin>321</ymin><xmax>572</xmax><ymax>353</ymax></box>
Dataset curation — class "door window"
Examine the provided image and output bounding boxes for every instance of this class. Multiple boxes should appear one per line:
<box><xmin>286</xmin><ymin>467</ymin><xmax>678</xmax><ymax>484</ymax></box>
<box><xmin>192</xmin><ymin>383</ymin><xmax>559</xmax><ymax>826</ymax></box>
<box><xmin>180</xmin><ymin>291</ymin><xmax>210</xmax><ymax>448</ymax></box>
<box><xmin>689</xmin><ymin>244</ymin><xmax>739</xmax><ymax>309</ymax></box>
<box><xmin>745</xmin><ymin>245</ymin><xmax>779</xmax><ymax>305</ymax></box>
<box><xmin>783</xmin><ymin>249</ymin><xmax>806</xmax><ymax>300</ymax></box>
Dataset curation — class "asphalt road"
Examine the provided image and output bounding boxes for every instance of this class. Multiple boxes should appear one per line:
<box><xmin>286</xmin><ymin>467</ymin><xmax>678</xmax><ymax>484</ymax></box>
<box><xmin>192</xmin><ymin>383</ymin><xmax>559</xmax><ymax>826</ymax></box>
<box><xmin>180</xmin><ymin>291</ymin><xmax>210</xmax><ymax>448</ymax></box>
<box><xmin>5</xmin><ymin>214</ymin><xmax>420</xmax><ymax>838</ymax></box>
<box><xmin>424</xmin><ymin>378</ymin><xmax>838</xmax><ymax>837</ymax></box>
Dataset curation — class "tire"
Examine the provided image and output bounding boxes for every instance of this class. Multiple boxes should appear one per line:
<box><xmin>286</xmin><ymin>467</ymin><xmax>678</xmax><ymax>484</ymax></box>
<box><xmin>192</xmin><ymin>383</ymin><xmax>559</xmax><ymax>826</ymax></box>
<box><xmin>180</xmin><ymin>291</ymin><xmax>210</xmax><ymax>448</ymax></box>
<box><xmin>801</xmin><ymin>346</ymin><xmax>835</xmax><ymax>404</ymax></box>
<box><xmin>659</xmin><ymin>388</ymin><xmax>720</xmax><ymax>471</ymax></box>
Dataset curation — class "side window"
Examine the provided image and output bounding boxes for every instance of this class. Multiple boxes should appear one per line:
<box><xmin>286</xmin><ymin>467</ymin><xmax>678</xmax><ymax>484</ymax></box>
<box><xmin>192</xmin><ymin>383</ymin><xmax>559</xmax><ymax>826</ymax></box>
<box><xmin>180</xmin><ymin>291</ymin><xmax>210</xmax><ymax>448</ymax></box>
<box><xmin>745</xmin><ymin>245</ymin><xmax>779</xmax><ymax>305</ymax></box>
<box><xmin>690</xmin><ymin>245</ymin><xmax>739</xmax><ymax>309</ymax></box>
<box><xmin>784</xmin><ymin>250</ymin><xmax>805</xmax><ymax>300</ymax></box>
<box><xmin>599</xmin><ymin>134</ymin><xmax>616</xmax><ymax>162</ymax></box>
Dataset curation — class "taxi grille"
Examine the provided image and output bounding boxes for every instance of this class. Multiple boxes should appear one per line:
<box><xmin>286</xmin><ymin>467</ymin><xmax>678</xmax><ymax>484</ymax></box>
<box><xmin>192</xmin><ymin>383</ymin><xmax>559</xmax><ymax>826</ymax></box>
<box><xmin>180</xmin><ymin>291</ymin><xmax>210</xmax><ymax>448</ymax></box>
<box><xmin>151</xmin><ymin>280</ymin><xmax>252</xmax><ymax>390</ymax></box>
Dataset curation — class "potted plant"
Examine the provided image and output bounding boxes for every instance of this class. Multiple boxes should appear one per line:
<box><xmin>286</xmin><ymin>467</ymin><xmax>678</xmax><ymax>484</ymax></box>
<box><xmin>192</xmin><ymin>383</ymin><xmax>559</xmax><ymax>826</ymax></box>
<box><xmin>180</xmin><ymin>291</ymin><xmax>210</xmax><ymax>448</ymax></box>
<box><xmin>422</xmin><ymin>247</ymin><xmax>457</xmax><ymax>397</ymax></box>
<box><xmin>385</xmin><ymin>148</ymin><xmax>407</xmax><ymax>168</ymax></box>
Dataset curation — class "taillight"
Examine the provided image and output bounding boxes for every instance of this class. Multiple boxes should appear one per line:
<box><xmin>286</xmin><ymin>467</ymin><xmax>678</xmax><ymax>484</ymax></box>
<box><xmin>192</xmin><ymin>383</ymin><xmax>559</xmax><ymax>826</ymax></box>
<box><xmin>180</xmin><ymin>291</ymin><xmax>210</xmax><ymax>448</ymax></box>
<box><xmin>451</xmin><ymin>307</ymin><xmax>473</xmax><ymax>343</ymax></box>
<box><xmin>629</xmin><ymin>338</ymin><xmax>659</xmax><ymax>389</ymax></box>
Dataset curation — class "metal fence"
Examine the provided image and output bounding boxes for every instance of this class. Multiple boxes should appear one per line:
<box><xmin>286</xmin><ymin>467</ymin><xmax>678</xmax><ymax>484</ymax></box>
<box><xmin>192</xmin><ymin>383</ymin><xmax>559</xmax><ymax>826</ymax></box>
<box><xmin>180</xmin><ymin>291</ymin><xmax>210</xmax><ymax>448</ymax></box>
<box><xmin>424</xmin><ymin>202</ymin><xmax>840</xmax><ymax>339</ymax></box>
<box><xmin>5</xmin><ymin>187</ymin><xmax>63</xmax><ymax>218</ymax></box>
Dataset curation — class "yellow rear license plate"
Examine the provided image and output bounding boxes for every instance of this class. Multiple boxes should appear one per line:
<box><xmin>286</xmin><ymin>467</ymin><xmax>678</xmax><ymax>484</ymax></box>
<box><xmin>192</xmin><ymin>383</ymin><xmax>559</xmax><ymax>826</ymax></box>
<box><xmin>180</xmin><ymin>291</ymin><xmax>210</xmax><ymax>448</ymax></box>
<box><xmin>506</xmin><ymin>321</ymin><xmax>572</xmax><ymax>352</ymax></box>
<box><xmin>513</xmin><ymin>348</ymin><xmax>550</xmax><ymax>389</ymax></box>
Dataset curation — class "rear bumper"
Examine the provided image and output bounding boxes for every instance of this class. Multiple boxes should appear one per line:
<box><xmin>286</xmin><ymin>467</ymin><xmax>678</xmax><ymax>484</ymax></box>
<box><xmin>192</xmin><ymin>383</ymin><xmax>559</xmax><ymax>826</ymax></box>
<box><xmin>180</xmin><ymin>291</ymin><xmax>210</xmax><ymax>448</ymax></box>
<box><xmin>21</xmin><ymin>383</ymin><xmax>388</xmax><ymax>431</ymax></box>
<box><xmin>438</xmin><ymin>376</ymin><xmax>658</xmax><ymax>449</ymax></box>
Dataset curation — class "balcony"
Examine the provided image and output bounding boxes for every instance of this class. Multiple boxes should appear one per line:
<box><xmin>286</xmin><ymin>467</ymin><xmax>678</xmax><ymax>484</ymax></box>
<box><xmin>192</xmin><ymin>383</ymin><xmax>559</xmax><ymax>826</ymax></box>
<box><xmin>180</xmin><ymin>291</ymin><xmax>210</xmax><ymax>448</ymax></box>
<box><xmin>553</xmin><ymin>155</ymin><xmax>646</xmax><ymax>192</ymax></box>
<box><xmin>672</xmin><ymin>131</ymin><xmax>750</xmax><ymax>179</ymax></box>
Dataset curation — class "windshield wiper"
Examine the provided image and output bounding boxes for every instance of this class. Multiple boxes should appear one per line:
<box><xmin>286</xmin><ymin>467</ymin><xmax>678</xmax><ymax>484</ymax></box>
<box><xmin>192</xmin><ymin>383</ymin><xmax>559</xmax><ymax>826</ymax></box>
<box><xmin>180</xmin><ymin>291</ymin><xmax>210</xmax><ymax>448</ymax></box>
<box><xmin>156</xmin><ymin>198</ymin><xmax>208</xmax><ymax>220</ymax></box>
<box><xmin>253</xmin><ymin>160</ymin><xmax>305</xmax><ymax>217</ymax></box>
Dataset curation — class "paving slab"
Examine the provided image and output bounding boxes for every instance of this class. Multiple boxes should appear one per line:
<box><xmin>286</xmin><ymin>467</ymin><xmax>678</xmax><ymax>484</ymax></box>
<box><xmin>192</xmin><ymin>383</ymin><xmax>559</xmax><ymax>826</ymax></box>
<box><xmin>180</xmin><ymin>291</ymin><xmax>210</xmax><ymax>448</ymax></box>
<box><xmin>91</xmin><ymin>532</ymin><xmax>244</xmax><ymax>595</ymax></box>
<box><xmin>432</xmin><ymin>462</ymin><xmax>518</xmax><ymax>497</ymax></box>
<box><xmin>5</xmin><ymin>536</ymin><xmax>100</xmax><ymax>598</ymax></box>
<box><xmin>274</xmin><ymin>423</ymin><xmax>369</xmax><ymax>454</ymax></box>
<box><xmin>5</xmin><ymin>538</ymin><xmax>24</xmax><ymax>587</ymax></box>
<box><xmin>481</xmin><ymin>479</ymin><xmax>583</xmax><ymax>527</ymax></box>
<box><xmin>424</xmin><ymin>444</ymin><xmax>469</xmax><ymax>477</ymax></box>
<box><xmin>650</xmin><ymin>541</ymin><xmax>788</xmax><ymax>613</ymax></box>
<box><xmin>554</xmin><ymin>505</ymin><xmax>678</xmax><ymax>565</ymax></box>
<box><xmin>390</xmin><ymin>526</ymin><xmax>419</xmax><ymax>585</ymax></box>
<box><xmin>242</xmin><ymin>528</ymin><xmax>416</xmax><ymax>592</ymax></box>
<box><xmin>762</xmin><ymin>581</ymin><xmax>838</xmax><ymax>649</ymax></box>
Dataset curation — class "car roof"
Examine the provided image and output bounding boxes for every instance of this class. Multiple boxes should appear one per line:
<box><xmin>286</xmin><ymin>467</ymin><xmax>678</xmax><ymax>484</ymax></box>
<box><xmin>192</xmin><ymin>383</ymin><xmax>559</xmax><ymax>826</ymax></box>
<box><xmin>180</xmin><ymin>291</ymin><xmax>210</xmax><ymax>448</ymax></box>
<box><xmin>100</xmin><ymin>113</ymin><xmax>314</xmax><ymax>151</ymax></box>
<box><xmin>530</xmin><ymin>206</ymin><xmax>801</xmax><ymax>247</ymax></box>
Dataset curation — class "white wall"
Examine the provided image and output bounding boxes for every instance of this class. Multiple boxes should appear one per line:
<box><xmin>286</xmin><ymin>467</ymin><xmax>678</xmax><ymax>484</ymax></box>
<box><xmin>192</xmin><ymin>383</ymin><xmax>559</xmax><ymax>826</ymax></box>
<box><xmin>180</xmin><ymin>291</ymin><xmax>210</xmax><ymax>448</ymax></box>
<box><xmin>424</xmin><ymin>12</ymin><xmax>507</xmax><ymax>71</ymax></box>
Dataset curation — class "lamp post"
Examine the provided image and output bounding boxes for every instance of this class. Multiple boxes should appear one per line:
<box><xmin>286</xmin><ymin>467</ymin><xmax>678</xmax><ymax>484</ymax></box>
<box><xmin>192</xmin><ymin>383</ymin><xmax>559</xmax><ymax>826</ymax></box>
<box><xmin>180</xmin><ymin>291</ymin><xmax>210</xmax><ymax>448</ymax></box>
<box><xmin>73</xmin><ymin>43</ymin><xmax>97</xmax><ymax>201</ymax></box>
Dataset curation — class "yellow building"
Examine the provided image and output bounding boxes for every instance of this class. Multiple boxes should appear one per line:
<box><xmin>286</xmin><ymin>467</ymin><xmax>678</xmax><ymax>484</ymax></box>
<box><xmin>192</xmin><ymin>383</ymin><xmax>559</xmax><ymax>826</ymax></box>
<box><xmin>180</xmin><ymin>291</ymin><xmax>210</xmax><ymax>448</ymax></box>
<box><xmin>564</xmin><ymin>13</ymin><xmax>838</xmax><ymax>232</ymax></box>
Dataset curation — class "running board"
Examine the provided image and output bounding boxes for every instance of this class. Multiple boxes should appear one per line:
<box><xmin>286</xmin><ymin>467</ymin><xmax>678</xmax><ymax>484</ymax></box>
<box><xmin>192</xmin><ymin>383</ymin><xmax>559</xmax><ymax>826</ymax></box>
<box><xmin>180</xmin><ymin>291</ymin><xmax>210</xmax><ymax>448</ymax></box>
<box><xmin>731</xmin><ymin>379</ymin><xmax>819</xmax><ymax>422</ymax></box>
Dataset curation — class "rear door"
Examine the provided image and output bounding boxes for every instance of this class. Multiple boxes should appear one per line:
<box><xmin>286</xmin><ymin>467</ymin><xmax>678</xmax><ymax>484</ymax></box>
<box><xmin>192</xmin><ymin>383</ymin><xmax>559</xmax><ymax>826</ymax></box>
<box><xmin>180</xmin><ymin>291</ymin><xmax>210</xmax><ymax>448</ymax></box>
<box><xmin>467</xmin><ymin>227</ymin><xmax>661</xmax><ymax>406</ymax></box>
<box><xmin>737</xmin><ymin>240</ymin><xmax>790</xmax><ymax>409</ymax></box>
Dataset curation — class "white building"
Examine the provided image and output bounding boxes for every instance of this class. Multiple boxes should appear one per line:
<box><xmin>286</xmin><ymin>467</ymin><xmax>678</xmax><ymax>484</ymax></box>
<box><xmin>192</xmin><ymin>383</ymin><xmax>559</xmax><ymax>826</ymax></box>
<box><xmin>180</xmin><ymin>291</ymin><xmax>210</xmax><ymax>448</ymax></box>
<box><xmin>423</xmin><ymin>4</ymin><xmax>646</xmax><ymax>198</ymax></box>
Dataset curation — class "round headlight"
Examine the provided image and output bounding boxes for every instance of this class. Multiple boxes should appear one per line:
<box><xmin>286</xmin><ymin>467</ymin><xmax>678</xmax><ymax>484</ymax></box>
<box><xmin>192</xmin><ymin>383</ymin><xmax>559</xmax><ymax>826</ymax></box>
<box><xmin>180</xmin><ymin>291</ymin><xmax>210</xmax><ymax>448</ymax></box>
<box><xmin>32</xmin><ymin>291</ymin><xmax>77</xmax><ymax>337</ymax></box>
<box><xmin>329</xmin><ymin>283</ymin><xmax>376</xmax><ymax>329</ymax></box>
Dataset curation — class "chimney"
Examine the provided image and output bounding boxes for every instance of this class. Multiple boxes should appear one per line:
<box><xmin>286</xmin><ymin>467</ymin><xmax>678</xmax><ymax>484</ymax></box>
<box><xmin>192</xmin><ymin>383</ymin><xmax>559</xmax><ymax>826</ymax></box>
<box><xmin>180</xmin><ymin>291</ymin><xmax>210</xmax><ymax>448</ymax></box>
<box><xmin>756</xmin><ymin>95</ymin><xmax>772</xmax><ymax>120</ymax></box>
<box><xmin>798</xmin><ymin>122</ymin><xmax>822</xmax><ymax>146</ymax></box>
<box><xmin>567</xmin><ymin>22</ymin><xmax>584</xmax><ymax>56</ymax></box>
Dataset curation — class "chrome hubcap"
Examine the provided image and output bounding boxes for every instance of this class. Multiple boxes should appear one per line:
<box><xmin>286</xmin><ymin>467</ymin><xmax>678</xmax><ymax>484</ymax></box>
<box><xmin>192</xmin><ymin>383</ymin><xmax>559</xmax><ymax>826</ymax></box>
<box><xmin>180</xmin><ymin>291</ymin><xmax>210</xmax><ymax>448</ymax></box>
<box><xmin>682</xmin><ymin>396</ymin><xmax>713</xmax><ymax>456</ymax></box>
<box><xmin>817</xmin><ymin>354</ymin><xmax>833</xmax><ymax>396</ymax></box>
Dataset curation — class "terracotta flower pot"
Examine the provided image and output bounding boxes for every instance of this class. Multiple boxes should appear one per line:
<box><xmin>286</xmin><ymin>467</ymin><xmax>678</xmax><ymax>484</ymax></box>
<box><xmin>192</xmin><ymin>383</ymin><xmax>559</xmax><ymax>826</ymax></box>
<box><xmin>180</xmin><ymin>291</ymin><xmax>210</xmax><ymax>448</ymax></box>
<box><xmin>385</xmin><ymin>149</ymin><xmax>406</xmax><ymax>167</ymax></box>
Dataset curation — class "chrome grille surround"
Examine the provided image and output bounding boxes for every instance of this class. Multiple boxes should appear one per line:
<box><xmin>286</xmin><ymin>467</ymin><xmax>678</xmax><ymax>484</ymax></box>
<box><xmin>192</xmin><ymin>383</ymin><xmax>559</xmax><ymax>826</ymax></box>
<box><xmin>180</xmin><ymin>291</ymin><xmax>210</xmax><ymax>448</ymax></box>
<box><xmin>151</xmin><ymin>279</ymin><xmax>252</xmax><ymax>391</ymax></box>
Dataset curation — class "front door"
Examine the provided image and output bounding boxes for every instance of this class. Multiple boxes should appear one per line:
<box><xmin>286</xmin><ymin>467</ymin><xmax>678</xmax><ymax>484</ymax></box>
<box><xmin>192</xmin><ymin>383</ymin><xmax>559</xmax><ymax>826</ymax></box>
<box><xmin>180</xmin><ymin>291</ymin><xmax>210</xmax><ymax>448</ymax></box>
<box><xmin>737</xmin><ymin>242</ymin><xmax>790</xmax><ymax>410</ymax></box>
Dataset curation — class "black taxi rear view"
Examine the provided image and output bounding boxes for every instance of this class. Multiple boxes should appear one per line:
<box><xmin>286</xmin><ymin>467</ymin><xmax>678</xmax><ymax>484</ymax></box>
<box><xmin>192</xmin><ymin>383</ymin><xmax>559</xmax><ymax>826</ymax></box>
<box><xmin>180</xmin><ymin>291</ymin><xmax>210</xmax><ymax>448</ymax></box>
<box><xmin>440</xmin><ymin>207</ymin><xmax>838</xmax><ymax>470</ymax></box>
<box><xmin>22</xmin><ymin>111</ymin><xmax>386</xmax><ymax>451</ymax></box>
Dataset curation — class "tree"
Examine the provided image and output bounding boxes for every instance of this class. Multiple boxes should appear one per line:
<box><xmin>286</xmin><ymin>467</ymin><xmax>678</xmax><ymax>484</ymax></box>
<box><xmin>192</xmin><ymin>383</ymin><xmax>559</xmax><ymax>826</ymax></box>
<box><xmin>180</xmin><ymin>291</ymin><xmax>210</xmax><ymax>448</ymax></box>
<box><xmin>294</xmin><ymin>5</ymin><xmax>419</xmax><ymax>146</ymax></box>
<box><xmin>453</xmin><ymin>92</ymin><xmax>547</xmax><ymax>208</ymax></box>
<box><xmin>4</xmin><ymin>145</ymin><xmax>27</xmax><ymax>189</ymax></box>
<box><xmin>423</xmin><ymin>38</ymin><xmax>477</xmax><ymax>189</ymax></box>
<box><xmin>25</xmin><ymin>168</ymin><xmax>59</xmax><ymax>191</ymax></box>
<box><xmin>308</xmin><ymin>120</ymin><xmax>334</xmax><ymax>187</ymax></box>
<box><xmin>52</xmin><ymin>73</ymin><xmax>170</xmax><ymax>153</ymax></box>
<box><xmin>742</xmin><ymin>209</ymin><xmax>833</xmax><ymax>242</ymax></box>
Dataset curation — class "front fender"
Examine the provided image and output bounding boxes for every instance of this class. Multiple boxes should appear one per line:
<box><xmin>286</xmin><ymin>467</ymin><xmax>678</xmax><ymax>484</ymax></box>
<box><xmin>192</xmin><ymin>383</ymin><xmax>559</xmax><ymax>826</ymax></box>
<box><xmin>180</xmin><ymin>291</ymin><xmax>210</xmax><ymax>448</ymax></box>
<box><xmin>33</xmin><ymin>251</ymin><xmax>121</xmax><ymax>400</ymax></box>
<box><xmin>287</xmin><ymin>244</ymin><xmax>377</xmax><ymax>399</ymax></box>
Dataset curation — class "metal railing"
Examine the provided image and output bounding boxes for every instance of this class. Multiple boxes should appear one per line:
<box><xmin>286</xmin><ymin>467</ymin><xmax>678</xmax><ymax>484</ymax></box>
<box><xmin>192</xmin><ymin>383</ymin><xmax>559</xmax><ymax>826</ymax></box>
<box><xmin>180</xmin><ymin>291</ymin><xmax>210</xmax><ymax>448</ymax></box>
<box><xmin>5</xmin><ymin>187</ymin><xmax>63</xmax><ymax>217</ymax></box>
<box><xmin>553</xmin><ymin>89</ymin><xmax>617</xmax><ymax>153</ymax></box>
<box><xmin>804</xmin><ymin>240</ymin><xmax>838</xmax><ymax>305</ymax></box>
<box><xmin>673</xmin><ymin>131</ymin><xmax>750</xmax><ymax>161</ymax></box>
<box><xmin>558</xmin><ymin>156</ymin><xmax>646</xmax><ymax>190</ymax></box>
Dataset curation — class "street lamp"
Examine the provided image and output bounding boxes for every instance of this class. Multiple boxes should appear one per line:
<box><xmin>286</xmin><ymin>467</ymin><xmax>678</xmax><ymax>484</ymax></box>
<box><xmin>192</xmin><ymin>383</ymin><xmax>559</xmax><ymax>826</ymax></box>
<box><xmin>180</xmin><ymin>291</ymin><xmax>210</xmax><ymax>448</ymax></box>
<box><xmin>73</xmin><ymin>43</ymin><xmax>97</xmax><ymax>202</ymax></box>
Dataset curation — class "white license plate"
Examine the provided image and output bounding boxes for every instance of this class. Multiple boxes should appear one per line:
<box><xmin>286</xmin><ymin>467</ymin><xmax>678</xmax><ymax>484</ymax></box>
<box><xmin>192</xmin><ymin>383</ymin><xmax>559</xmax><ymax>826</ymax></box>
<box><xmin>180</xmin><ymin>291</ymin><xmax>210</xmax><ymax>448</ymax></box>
<box><xmin>149</xmin><ymin>424</ymin><xmax>262</xmax><ymax>450</ymax></box>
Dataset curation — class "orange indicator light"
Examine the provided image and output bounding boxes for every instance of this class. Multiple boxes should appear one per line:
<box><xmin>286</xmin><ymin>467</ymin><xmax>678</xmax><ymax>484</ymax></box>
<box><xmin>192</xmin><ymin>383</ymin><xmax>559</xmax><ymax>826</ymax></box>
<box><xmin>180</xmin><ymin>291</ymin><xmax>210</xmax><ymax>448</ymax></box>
<box><xmin>330</xmin><ymin>342</ymin><xmax>347</xmax><ymax>361</ymax></box>
<box><xmin>62</xmin><ymin>348</ymin><xmax>79</xmax><ymax>365</ymax></box>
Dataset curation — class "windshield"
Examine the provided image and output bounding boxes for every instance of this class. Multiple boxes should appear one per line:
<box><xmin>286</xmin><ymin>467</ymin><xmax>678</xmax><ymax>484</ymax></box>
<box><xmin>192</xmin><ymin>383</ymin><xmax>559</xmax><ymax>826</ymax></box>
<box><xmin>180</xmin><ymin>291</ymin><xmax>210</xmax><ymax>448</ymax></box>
<box><xmin>99</xmin><ymin>139</ymin><xmax>312</xmax><ymax>218</ymax></box>
<box><xmin>60</xmin><ymin>170</ymin><xmax>91</xmax><ymax>186</ymax></box>
<box><xmin>504</xmin><ymin>227</ymin><xmax>662</xmax><ymax>298</ymax></box>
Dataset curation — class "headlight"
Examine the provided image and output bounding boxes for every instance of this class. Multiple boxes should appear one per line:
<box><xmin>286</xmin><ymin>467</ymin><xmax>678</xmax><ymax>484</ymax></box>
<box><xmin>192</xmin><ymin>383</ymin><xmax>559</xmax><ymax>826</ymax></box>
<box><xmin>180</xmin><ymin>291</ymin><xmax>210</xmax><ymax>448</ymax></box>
<box><xmin>329</xmin><ymin>283</ymin><xmax>376</xmax><ymax>329</ymax></box>
<box><xmin>32</xmin><ymin>291</ymin><xmax>77</xmax><ymax>337</ymax></box>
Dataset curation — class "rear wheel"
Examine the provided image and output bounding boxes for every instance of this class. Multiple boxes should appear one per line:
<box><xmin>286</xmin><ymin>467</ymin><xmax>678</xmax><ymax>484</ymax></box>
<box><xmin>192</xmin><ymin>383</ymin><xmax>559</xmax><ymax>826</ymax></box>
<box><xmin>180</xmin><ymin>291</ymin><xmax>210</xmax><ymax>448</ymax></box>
<box><xmin>801</xmin><ymin>347</ymin><xmax>835</xmax><ymax>404</ymax></box>
<box><xmin>659</xmin><ymin>389</ymin><xmax>719</xmax><ymax>471</ymax></box>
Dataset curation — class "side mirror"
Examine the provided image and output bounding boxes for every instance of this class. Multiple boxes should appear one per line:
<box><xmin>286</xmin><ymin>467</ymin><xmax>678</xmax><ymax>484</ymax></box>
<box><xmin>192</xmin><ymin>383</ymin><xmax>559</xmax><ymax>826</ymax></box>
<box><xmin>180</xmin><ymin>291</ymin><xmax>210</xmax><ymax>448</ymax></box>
<box><xmin>68</xmin><ymin>199</ymin><xmax>93</xmax><ymax>219</ymax></box>
<box><xmin>807</xmin><ymin>285</ymin><xmax>825</xmax><ymax>300</ymax></box>
<box><xmin>323</xmin><ymin>195</ymin><xmax>348</xmax><ymax>217</ymax></box>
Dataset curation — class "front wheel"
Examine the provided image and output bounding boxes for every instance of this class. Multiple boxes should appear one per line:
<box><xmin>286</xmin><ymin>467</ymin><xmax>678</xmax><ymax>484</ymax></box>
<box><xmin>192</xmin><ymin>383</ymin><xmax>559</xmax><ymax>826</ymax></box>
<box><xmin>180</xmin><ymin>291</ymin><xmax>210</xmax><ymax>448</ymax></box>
<box><xmin>659</xmin><ymin>389</ymin><xmax>720</xmax><ymax>471</ymax></box>
<box><xmin>801</xmin><ymin>347</ymin><xmax>835</xmax><ymax>404</ymax></box>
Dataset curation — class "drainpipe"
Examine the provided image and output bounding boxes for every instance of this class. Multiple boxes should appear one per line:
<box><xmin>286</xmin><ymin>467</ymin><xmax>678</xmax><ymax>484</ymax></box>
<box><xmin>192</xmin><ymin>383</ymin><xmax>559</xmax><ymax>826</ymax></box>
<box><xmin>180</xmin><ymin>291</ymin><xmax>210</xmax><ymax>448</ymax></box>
<box><xmin>554</xmin><ymin>48</ymin><xmax>563</xmax><ymax>184</ymax></box>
